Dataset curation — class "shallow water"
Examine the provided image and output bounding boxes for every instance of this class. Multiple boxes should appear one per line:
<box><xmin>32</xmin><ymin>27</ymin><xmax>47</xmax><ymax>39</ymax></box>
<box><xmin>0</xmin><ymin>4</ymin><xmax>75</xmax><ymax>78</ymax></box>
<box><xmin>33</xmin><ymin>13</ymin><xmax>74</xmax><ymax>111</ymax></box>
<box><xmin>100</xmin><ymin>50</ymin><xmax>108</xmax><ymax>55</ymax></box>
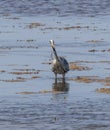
<box><xmin>0</xmin><ymin>0</ymin><xmax>110</xmax><ymax>130</ymax></box>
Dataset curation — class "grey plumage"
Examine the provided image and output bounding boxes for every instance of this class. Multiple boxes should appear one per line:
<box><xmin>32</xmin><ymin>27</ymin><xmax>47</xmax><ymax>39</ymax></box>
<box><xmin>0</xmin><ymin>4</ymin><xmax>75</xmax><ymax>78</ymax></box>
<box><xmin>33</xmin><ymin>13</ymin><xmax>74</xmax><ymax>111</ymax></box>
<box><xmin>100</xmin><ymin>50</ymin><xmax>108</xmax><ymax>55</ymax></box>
<box><xmin>49</xmin><ymin>40</ymin><xmax>69</xmax><ymax>79</ymax></box>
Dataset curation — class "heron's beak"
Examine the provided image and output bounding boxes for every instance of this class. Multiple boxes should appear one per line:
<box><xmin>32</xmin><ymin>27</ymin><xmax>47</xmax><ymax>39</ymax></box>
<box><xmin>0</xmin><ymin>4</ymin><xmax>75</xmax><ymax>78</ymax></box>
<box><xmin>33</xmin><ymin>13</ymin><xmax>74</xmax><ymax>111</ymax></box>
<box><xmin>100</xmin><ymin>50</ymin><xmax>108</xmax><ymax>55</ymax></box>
<box><xmin>49</xmin><ymin>40</ymin><xmax>51</xmax><ymax>44</ymax></box>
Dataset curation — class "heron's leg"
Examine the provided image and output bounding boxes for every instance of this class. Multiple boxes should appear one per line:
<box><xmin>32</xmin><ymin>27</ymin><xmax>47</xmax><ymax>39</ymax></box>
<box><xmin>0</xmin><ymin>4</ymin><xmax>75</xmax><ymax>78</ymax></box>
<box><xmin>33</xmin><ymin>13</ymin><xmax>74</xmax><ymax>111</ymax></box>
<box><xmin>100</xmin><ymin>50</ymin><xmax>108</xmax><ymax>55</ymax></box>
<box><xmin>55</xmin><ymin>77</ymin><xmax>57</xmax><ymax>84</ymax></box>
<box><xmin>62</xmin><ymin>73</ymin><xmax>65</xmax><ymax>79</ymax></box>
<box><xmin>62</xmin><ymin>77</ymin><xmax>65</xmax><ymax>83</ymax></box>
<box><xmin>55</xmin><ymin>73</ymin><xmax>57</xmax><ymax>79</ymax></box>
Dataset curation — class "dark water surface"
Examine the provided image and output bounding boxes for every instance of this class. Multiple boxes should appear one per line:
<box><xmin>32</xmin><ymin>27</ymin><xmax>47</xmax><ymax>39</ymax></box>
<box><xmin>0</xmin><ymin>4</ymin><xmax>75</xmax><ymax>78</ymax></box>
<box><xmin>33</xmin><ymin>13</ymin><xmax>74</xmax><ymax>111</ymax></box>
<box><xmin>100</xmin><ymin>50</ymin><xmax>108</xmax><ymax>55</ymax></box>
<box><xmin>0</xmin><ymin>0</ymin><xmax>110</xmax><ymax>17</ymax></box>
<box><xmin>0</xmin><ymin>0</ymin><xmax>110</xmax><ymax>130</ymax></box>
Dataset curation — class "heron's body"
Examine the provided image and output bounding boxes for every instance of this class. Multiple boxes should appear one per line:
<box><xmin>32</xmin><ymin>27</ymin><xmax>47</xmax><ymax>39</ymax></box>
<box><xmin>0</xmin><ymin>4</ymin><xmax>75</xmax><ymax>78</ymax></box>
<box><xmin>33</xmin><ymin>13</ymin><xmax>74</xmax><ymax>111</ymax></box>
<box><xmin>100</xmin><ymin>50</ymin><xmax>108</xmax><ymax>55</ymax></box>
<box><xmin>49</xmin><ymin>40</ymin><xmax>69</xmax><ymax>79</ymax></box>
<box><xmin>52</xmin><ymin>56</ymin><xmax>69</xmax><ymax>74</ymax></box>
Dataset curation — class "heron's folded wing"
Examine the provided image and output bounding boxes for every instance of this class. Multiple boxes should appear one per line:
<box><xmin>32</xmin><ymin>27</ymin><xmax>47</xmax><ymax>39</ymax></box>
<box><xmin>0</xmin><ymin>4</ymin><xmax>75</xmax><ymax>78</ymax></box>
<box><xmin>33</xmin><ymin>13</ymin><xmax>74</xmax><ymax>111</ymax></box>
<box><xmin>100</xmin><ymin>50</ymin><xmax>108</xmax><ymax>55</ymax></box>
<box><xmin>59</xmin><ymin>57</ymin><xmax>69</xmax><ymax>72</ymax></box>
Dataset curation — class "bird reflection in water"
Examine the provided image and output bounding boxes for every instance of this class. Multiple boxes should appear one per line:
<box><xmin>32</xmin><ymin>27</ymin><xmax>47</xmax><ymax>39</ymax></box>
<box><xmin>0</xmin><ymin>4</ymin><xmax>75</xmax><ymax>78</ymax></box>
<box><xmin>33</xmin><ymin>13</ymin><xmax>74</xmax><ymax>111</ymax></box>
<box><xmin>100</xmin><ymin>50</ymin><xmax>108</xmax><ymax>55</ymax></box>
<box><xmin>52</xmin><ymin>78</ymin><xmax>69</xmax><ymax>93</ymax></box>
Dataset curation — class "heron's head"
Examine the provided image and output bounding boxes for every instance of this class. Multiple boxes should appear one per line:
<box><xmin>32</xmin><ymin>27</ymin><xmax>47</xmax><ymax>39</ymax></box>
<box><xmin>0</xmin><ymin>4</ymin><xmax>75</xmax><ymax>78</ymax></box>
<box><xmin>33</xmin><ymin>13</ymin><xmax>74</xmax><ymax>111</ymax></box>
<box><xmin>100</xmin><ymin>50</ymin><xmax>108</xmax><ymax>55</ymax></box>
<box><xmin>49</xmin><ymin>40</ymin><xmax>55</xmax><ymax>49</ymax></box>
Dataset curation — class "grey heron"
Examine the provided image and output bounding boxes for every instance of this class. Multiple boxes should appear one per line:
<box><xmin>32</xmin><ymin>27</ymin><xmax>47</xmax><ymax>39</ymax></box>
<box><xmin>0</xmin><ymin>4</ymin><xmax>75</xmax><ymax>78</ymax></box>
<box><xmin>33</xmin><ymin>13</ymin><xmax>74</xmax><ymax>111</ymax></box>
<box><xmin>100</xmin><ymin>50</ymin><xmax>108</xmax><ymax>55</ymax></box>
<box><xmin>49</xmin><ymin>40</ymin><xmax>69</xmax><ymax>79</ymax></box>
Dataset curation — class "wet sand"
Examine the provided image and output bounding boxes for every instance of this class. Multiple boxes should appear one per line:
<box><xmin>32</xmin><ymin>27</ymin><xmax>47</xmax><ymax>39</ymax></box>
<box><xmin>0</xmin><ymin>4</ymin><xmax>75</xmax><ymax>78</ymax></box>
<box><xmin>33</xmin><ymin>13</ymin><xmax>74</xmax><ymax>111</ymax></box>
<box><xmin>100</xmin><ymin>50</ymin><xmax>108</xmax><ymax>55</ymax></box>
<box><xmin>0</xmin><ymin>10</ymin><xmax>110</xmax><ymax>130</ymax></box>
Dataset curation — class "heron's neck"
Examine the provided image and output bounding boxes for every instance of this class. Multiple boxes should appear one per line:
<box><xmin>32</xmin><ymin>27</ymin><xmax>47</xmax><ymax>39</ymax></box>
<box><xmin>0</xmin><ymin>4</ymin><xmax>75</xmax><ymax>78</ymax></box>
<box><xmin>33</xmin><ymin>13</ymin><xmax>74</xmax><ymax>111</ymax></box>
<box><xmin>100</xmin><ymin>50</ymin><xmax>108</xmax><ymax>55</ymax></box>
<box><xmin>52</xmin><ymin>47</ymin><xmax>59</xmax><ymax>61</ymax></box>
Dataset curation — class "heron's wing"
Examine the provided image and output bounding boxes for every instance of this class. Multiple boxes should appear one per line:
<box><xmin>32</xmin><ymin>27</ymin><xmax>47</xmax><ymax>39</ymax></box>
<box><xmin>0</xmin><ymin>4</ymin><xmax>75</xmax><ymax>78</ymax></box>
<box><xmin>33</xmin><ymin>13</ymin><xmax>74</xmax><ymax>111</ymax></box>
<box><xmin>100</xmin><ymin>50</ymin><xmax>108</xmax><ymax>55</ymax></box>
<box><xmin>59</xmin><ymin>57</ymin><xmax>69</xmax><ymax>72</ymax></box>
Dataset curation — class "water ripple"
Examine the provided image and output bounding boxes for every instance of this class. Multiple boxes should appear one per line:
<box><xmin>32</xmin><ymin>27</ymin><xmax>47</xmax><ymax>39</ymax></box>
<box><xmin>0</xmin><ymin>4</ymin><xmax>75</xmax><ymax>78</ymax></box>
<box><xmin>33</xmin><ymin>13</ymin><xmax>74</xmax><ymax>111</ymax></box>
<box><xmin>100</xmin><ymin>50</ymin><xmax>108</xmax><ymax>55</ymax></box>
<box><xmin>0</xmin><ymin>0</ymin><xmax>110</xmax><ymax>17</ymax></box>
<box><xmin>0</xmin><ymin>98</ymin><xmax>110</xmax><ymax>129</ymax></box>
